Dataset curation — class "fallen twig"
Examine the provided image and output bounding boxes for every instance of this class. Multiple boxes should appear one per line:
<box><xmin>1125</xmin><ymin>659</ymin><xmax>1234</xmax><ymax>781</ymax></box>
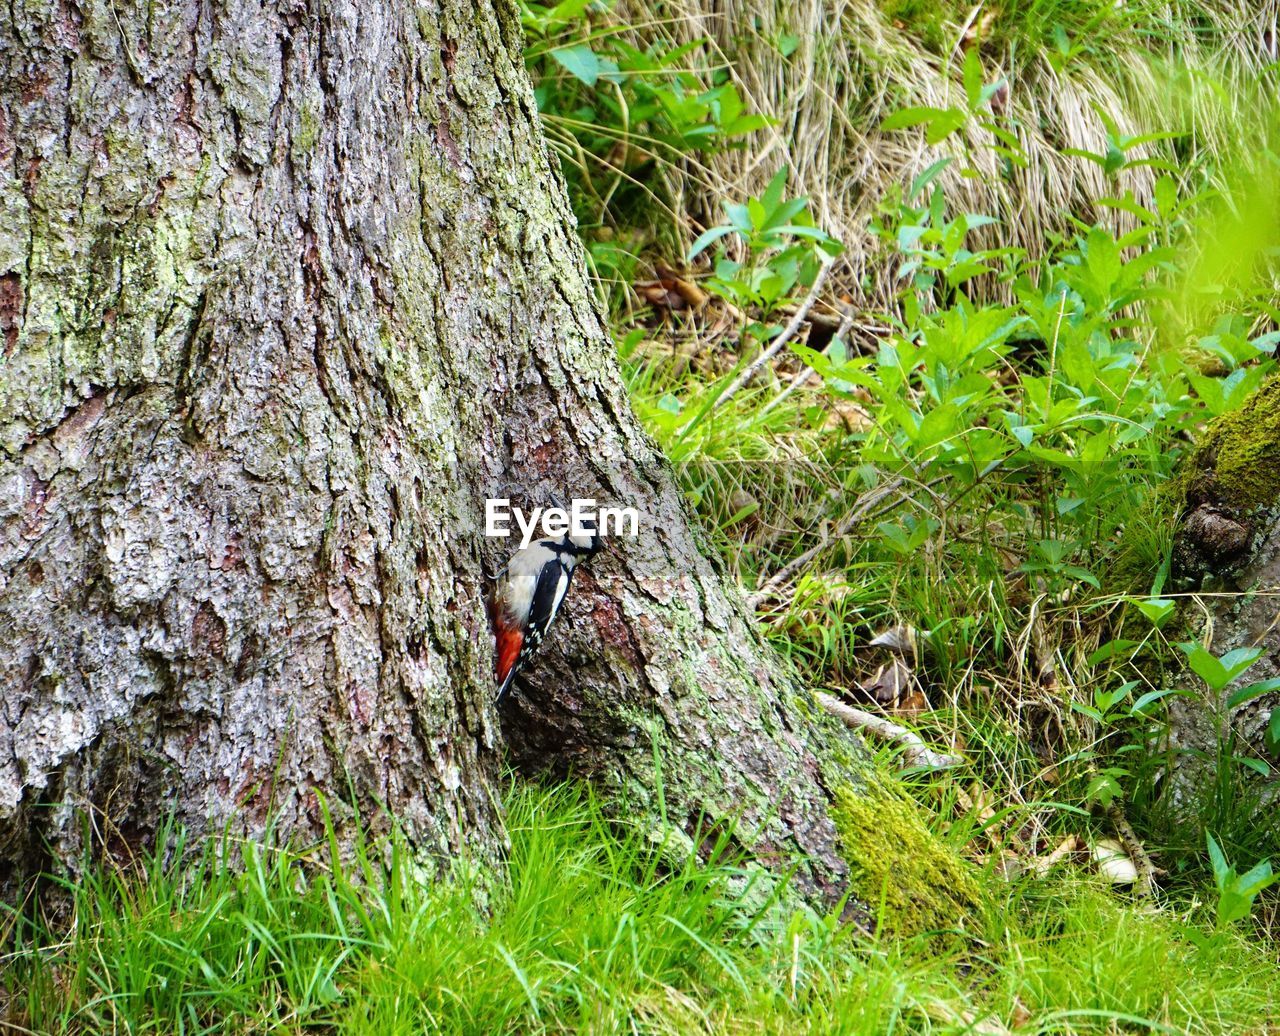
<box><xmin>816</xmin><ymin>691</ymin><xmax>964</xmax><ymax>770</ymax></box>
<box><xmin>709</xmin><ymin>261</ymin><xmax>833</xmax><ymax>414</ymax></box>
<box><xmin>1105</xmin><ymin>799</ymin><xmax>1164</xmax><ymax>898</ymax></box>
<box><xmin>747</xmin><ymin>476</ymin><xmax>904</xmax><ymax>609</ymax></box>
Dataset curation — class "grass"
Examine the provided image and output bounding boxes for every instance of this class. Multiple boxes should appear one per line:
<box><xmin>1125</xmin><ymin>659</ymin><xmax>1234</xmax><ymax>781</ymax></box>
<box><xmin>3</xmin><ymin>783</ymin><xmax>1279</xmax><ymax>1034</ymax></box>
<box><xmin>548</xmin><ymin>0</ymin><xmax>1279</xmax><ymax>312</ymax></box>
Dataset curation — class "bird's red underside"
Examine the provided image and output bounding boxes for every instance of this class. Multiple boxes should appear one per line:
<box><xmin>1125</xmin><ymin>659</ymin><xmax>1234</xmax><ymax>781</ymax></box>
<box><xmin>495</xmin><ymin>622</ymin><xmax>524</xmax><ymax>685</ymax></box>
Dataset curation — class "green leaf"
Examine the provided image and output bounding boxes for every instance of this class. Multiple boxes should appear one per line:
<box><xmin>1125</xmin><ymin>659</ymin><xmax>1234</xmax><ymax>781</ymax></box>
<box><xmin>1226</xmin><ymin>678</ymin><xmax>1280</xmax><ymax>710</ymax></box>
<box><xmin>1220</xmin><ymin>647</ymin><xmax>1266</xmax><ymax>682</ymax></box>
<box><xmin>761</xmin><ymin>168</ymin><xmax>788</xmax><ymax>212</ymax></box>
<box><xmin>1130</xmin><ymin>688</ymin><xmax>1182</xmax><ymax>716</ymax></box>
<box><xmin>724</xmin><ymin>202</ymin><xmax>753</xmax><ymax>233</ymax></box>
<box><xmin>925</xmin><ymin>108</ymin><xmax>967</xmax><ymax>144</ymax></box>
<box><xmin>1182</xmin><ymin>643</ymin><xmax>1227</xmax><ymax>690</ymax></box>
<box><xmin>547</xmin><ymin>0</ymin><xmax>594</xmax><ymax>25</ymax></box>
<box><xmin>1206</xmin><ymin>832</ymin><xmax>1229</xmax><ymax>888</ymax></box>
<box><xmin>686</xmin><ymin>225</ymin><xmax>737</xmax><ymax>261</ymax></box>
<box><xmin>761</xmin><ymin>197</ymin><xmax>809</xmax><ymax>232</ymax></box>
<box><xmin>1062</xmin><ymin>147</ymin><xmax>1107</xmax><ymax>168</ymax></box>
<box><xmin>881</xmin><ymin>106</ymin><xmax>950</xmax><ymax>131</ymax></box>
<box><xmin>962</xmin><ymin>48</ymin><xmax>984</xmax><ymax>110</ymax></box>
<box><xmin>774</xmin><ymin>224</ymin><xmax>841</xmax><ymax>248</ymax></box>
<box><xmin>1130</xmin><ymin>596</ymin><xmax>1176</xmax><ymax>628</ymax></box>
<box><xmin>910</xmin><ymin>158</ymin><xmax>952</xmax><ymax>201</ymax></box>
<box><xmin>1236</xmin><ymin>756</ymin><xmax>1272</xmax><ymax>778</ymax></box>
<box><xmin>549</xmin><ymin>44</ymin><xmax>602</xmax><ymax>86</ymax></box>
<box><xmin>1180</xmin><ymin>643</ymin><xmax>1262</xmax><ymax>692</ymax></box>
<box><xmin>1062</xmin><ymin>564</ymin><xmax>1100</xmax><ymax>589</ymax></box>
<box><xmin>1236</xmin><ymin>858</ymin><xmax>1276</xmax><ymax>897</ymax></box>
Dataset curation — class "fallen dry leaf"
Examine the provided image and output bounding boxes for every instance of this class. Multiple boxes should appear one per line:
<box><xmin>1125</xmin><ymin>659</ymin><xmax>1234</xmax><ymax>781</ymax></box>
<box><xmin>860</xmin><ymin>655</ymin><xmax>914</xmax><ymax>706</ymax></box>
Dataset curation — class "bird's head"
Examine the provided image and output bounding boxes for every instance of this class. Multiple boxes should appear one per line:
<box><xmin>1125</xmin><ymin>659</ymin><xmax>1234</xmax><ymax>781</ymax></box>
<box><xmin>567</xmin><ymin>516</ymin><xmax>603</xmax><ymax>556</ymax></box>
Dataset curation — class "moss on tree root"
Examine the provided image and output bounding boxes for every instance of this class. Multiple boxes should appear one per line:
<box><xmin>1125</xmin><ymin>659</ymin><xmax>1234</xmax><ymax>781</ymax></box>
<box><xmin>831</xmin><ymin>782</ymin><xmax>983</xmax><ymax>942</ymax></box>
<box><xmin>1181</xmin><ymin>376</ymin><xmax>1280</xmax><ymax>513</ymax></box>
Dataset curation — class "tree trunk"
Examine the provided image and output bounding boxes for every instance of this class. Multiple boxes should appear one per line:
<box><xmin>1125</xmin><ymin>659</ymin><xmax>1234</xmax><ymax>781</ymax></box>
<box><xmin>0</xmin><ymin>0</ymin><xmax>870</xmax><ymax>905</ymax></box>
<box><xmin>1170</xmin><ymin>376</ymin><xmax>1280</xmax><ymax>794</ymax></box>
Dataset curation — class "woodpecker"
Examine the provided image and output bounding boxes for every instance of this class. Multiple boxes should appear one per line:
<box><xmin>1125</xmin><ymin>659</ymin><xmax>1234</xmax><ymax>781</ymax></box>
<box><xmin>491</xmin><ymin>521</ymin><xmax>602</xmax><ymax>702</ymax></box>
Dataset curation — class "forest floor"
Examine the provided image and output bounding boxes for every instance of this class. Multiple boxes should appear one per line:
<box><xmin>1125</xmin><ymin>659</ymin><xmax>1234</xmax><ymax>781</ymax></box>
<box><xmin>5</xmin><ymin>2</ymin><xmax>1280</xmax><ymax>1033</ymax></box>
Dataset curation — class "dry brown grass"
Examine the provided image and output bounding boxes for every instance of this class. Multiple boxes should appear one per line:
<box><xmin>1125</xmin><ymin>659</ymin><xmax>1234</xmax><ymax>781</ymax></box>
<box><xmin>615</xmin><ymin>0</ymin><xmax>1280</xmax><ymax>307</ymax></box>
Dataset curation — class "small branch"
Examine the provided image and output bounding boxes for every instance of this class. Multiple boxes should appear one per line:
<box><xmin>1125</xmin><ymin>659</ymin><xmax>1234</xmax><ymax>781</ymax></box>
<box><xmin>762</xmin><ymin>304</ymin><xmax>856</xmax><ymax>415</ymax></box>
<box><xmin>816</xmin><ymin>692</ymin><xmax>963</xmax><ymax>770</ymax></box>
<box><xmin>747</xmin><ymin>476</ymin><xmax>904</xmax><ymax>609</ymax></box>
<box><xmin>709</xmin><ymin>261</ymin><xmax>833</xmax><ymax>414</ymax></box>
<box><xmin>1105</xmin><ymin>799</ymin><xmax>1163</xmax><ymax>899</ymax></box>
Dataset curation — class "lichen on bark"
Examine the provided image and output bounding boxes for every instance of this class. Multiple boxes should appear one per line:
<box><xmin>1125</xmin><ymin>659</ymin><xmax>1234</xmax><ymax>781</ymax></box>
<box><xmin>1171</xmin><ymin>376</ymin><xmax>1280</xmax><ymax>578</ymax></box>
<box><xmin>1181</xmin><ymin>376</ymin><xmax>1280</xmax><ymax>513</ymax></box>
<box><xmin>1160</xmin><ymin>376</ymin><xmax>1280</xmax><ymax>810</ymax></box>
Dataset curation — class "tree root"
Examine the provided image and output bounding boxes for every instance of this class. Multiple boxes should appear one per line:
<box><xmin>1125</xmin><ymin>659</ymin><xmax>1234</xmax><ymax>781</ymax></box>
<box><xmin>816</xmin><ymin>691</ymin><xmax>963</xmax><ymax>770</ymax></box>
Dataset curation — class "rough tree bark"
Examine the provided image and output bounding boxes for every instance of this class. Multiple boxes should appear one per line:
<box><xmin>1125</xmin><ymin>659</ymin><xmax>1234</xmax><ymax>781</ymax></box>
<box><xmin>1170</xmin><ymin>376</ymin><xmax>1280</xmax><ymax>794</ymax></box>
<box><xmin>0</xmin><ymin>0</ymin><xmax>877</xmax><ymax>905</ymax></box>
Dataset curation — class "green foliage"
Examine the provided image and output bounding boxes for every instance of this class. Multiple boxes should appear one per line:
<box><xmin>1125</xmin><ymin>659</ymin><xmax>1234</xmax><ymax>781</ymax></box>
<box><xmin>1205</xmin><ymin>832</ymin><xmax>1277</xmax><ymax>930</ymax></box>
<box><xmin>6</xmin><ymin>787</ymin><xmax>1280</xmax><ymax>1035</ymax></box>
<box><xmin>1180</xmin><ymin>642</ymin><xmax>1266</xmax><ymax>695</ymax></box>
<box><xmin>519</xmin><ymin>0</ymin><xmax>766</xmax><ymax>245</ymax></box>
<box><xmin>689</xmin><ymin>167</ymin><xmax>842</xmax><ymax>317</ymax></box>
<box><xmin>879</xmin><ymin>49</ymin><xmax>1023</xmax><ymax>167</ymax></box>
<box><xmin>618</xmin><ymin>17</ymin><xmax>1280</xmax><ymax>947</ymax></box>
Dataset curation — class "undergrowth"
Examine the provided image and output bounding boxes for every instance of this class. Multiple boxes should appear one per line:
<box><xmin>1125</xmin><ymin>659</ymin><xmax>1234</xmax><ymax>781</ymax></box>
<box><xmin>2</xmin><ymin>785</ymin><xmax>1278</xmax><ymax>1034</ymax></box>
<box><xmin>585</xmin><ymin>0</ymin><xmax>1280</xmax><ymax>909</ymax></box>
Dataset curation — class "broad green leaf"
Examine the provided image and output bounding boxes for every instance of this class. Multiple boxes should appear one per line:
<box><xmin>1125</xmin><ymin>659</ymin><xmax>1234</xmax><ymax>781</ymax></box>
<box><xmin>549</xmin><ymin>44</ymin><xmax>601</xmax><ymax>86</ymax></box>
<box><xmin>687</xmin><ymin>224</ymin><xmax>736</xmax><ymax>261</ymax></box>
<box><xmin>925</xmin><ymin>108</ymin><xmax>967</xmax><ymax>144</ymax></box>
<box><xmin>1226</xmin><ymin>677</ymin><xmax>1280</xmax><ymax>710</ymax></box>
<box><xmin>910</xmin><ymin>158</ymin><xmax>953</xmax><ymax>201</ymax></box>
<box><xmin>1180</xmin><ymin>643</ymin><xmax>1261</xmax><ymax>692</ymax></box>
<box><xmin>1206</xmin><ymin>832</ymin><xmax>1229</xmax><ymax>887</ymax></box>
<box><xmin>1130</xmin><ymin>688</ymin><xmax>1182</xmax><ymax>716</ymax></box>
<box><xmin>1130</xmin><ymin>597</ymin><xmax>1176</xmax><ymax>628</ymax></box>
<box><xmin>962</xmin><ymin>48</ymin><xmax>984</xmax><ymax>109</ymax></box>
<box><xmin>761</xmin><ymin>167</ymin><xmax>788</xmax><ymax>212</ymax></box>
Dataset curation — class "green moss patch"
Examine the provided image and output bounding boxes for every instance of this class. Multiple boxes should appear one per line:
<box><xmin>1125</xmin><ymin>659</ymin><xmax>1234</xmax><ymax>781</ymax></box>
<box><xmin>1183</xmin><ymin>376</ymin><xmax>1280</xmax><ymax>512</ymax></box>
<box><xmin>831</xmin><ymin>781</ymin><xmax>984</xmax><ymax>942</ymax></box>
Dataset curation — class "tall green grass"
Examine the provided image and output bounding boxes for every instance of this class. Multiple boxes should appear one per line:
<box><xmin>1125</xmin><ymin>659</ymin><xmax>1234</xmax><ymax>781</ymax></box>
<box><xmin>3</xmin><ymin>785</ymin><xmax>1278</xmax><ymax>1034</ymax></box>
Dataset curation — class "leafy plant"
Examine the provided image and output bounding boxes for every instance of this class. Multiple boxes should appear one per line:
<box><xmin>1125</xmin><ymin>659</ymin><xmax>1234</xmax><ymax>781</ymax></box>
<box><xmin>1061</xmin><ymin>105</ymin><xmax>1179</xmax><ymax>178</ymax></box>
<box><xmin>519</xmin><ymin>0</ymin><xmax>769</xmax><ymax>246</ymax></box>
<box><xmin>688</xmin><ymin>168</ymin><xmax>842</xmax><ymax>317</ymax></box>
<box><xmin>1206</xmin><ymin>831</ymin><xmax>1276</xmax><ymax>929</ymax></box>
